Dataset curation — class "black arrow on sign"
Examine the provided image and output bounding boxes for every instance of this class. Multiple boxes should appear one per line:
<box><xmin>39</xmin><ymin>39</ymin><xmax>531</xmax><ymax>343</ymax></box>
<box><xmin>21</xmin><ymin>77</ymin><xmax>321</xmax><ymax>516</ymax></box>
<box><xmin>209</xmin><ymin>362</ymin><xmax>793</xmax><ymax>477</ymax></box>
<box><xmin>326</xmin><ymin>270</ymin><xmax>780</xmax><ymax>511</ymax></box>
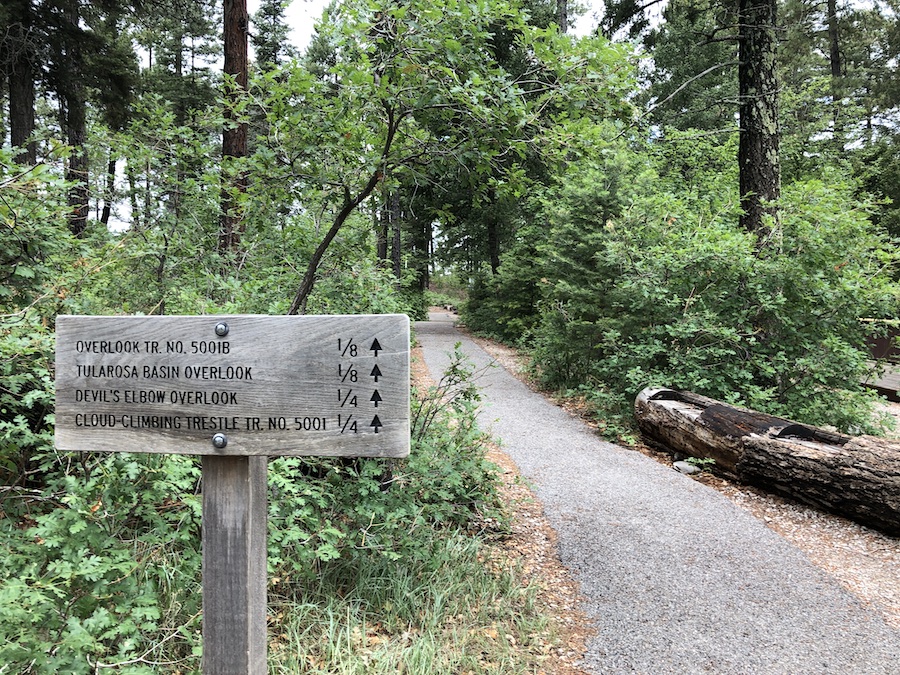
<box><xmin>370</xmin><ymin>338</ymin><xmax>382</xmax><ymax>356</ymax></box>
<box><xmin>370</xmin><ymin>390</ymin><xmax>382</xmax><ymax>407</ymax></box>
<box><xmin>370</xmin><ymin>415</ymin><xmax>383</xmax><ymax>433</ymax></box>
<box><xmin>370</xmin><ymin>364</ymin><xmax>382</xmax><ymax>382</ymax></box>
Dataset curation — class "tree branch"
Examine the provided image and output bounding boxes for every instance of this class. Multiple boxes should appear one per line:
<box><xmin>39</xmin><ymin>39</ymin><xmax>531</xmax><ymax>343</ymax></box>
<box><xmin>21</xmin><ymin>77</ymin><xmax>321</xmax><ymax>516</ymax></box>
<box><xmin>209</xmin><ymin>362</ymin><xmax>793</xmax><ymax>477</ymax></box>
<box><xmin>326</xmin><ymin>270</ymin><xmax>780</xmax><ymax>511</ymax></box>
<box><xmin>286</xmin><ymin>105</ymin><xmax>404</xmax><ymax>315</ymax></box>
<box><xmin>646</xmin><ymin>61</ymin><xmax>740</xmax><ymax>116</ymax></box>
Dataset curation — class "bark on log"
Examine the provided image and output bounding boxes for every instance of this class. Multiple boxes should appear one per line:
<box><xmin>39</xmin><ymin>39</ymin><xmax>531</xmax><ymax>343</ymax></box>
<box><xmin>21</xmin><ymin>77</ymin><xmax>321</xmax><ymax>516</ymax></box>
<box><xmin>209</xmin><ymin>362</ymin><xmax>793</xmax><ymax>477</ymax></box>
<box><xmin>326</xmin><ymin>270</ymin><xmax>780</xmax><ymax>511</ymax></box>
<box><xmin>739</xmin><ymin>434</ymin><xmax>900</xmax><ymax>537</ymax></box>
<box><xmin>635</xmin><ymin>388</ymin><xmax>746</xmax><ymax>476</ymax></box>
<box><xmin>633</xmin><ymin>388</ymin><xmax>841</xmax><ymax>476</ymax></box>
<box><xmin>635</xmin><ymin>388</ymin><xmax>899</xmax><ymax>536</ymax></box>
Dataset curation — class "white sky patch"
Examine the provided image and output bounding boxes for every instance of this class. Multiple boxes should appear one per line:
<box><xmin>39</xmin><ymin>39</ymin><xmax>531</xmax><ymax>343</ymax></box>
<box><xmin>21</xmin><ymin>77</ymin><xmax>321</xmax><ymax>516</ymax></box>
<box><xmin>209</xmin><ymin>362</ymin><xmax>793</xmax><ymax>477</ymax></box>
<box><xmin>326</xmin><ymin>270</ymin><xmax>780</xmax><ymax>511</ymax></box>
<box><xmin>246</xmin><ymin>0</ymin><xmax>329</xmax><ymax>53</ymax></box>
<box><xmin>281</xmin><ymin>0</ymin><xmax>332</xmax><ymax>51</ymax></box>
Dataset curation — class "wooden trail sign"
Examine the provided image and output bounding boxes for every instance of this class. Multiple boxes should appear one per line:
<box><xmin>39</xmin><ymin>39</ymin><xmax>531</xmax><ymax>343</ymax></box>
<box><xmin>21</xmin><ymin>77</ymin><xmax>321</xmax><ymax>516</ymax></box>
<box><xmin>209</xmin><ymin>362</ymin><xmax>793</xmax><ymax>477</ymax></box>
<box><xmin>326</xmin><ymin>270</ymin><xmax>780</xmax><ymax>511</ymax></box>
<box><xmin>55</xmin><ymin>314</ymin><xmax>410</xmax><ymax>674</ymax></box>
<box><xmin>56</xmin><ymin>314</ymin><xmax>410</xmax><ymax>457</ymax></box>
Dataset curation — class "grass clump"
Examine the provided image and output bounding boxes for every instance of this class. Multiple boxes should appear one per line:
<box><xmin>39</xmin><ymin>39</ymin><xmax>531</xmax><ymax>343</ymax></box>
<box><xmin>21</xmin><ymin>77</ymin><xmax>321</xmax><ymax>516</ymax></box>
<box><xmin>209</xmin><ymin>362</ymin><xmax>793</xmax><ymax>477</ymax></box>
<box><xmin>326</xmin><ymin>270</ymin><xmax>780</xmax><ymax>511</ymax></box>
<box><xmin>268</xmin><ymin>531</ymin><xmax>550</xmax><ymax>674</ymax></box>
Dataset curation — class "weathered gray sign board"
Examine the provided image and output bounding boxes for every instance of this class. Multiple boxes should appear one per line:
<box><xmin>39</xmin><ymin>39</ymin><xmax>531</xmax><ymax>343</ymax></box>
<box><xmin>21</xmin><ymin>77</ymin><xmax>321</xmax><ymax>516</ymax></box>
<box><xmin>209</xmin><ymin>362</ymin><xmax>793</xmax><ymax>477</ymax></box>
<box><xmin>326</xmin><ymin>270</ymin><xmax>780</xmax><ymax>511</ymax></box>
<box><xmin>55</xmin><ymin>314</ymin><xmax>410</xmax><ymax>458</ymax></box>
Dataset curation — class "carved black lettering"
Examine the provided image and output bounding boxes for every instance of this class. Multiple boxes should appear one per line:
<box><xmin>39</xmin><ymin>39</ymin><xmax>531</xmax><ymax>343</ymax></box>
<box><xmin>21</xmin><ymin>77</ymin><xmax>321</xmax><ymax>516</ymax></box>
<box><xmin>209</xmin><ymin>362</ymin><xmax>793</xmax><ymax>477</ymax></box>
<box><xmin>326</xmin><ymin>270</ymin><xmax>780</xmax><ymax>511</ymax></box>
<box><xmin>75</xmin><ymin>413</ymin><xmax>117</xmax><ymax>428</ymax></box>
<box><xmin>184</xmin><ymin>366</ymin><xmax>251</xmax><ymax>380</ymax></box>
<box><xmin>143</xmin><ymin>365</ymin><xmax>180</xmax><ymax>379</ymax></box>
<box><xmin>267</xmin><ymin>417</ymin><xmax>287</xmax><ymax>430</ymax></box>
<box><xmin>294</xmin><ymin>417</ymin><xmax>326</xmax><ymax>431</ymax></box>
<box><xmin>75</xmin><ymin>389</ymin><xmax>110</xmax><ymax>403</ymax></box>
<box><xmin>77</xmin><ymin>364</ymin><xmax>139</xmax><ymax>378</ymax></box>
<box><xmin>121</xmin><ymin>415</ymin><xmax>182</xmax><ymax>429</ymax></box>
<box><xmin>209</xmin><ymin>416</ymin><xmax>239</xmax><ymax>430</ymax></box>
<box><xmin>74</xmin><ymin>340</ymin><xmax>141</xmax><ymax>354</ymax></box>
<box><xmin>191</xmin><ymin>340</ymin><xmax>231</xmax><ymax>355</ymax></box>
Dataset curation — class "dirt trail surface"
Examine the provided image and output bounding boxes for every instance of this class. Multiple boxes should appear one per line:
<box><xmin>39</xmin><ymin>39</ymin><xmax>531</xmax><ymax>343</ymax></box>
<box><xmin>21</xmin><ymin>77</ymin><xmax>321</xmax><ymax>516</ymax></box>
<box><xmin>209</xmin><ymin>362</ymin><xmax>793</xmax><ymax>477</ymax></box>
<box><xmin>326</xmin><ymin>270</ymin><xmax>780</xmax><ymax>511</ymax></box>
<box><xmin>416</xmin><ymin>311</ymin><xmax>900</xmax><ymax>674</ymax></box>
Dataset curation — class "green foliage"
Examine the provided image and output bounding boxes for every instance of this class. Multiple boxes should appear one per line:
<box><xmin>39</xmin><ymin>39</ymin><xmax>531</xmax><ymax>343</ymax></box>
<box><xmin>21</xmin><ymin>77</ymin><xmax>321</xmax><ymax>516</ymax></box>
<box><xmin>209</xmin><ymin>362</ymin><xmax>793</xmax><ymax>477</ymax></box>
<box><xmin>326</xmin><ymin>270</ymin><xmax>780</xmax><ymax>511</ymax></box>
<box><xmin>426</xmin><ymin>275</ymin><xmax>467</xmax><ymax>306</ymax></box>
<box><xmin>251</xmin><ymin>0</ymin><xmax>299</xmax><ymax>71</ymax></box>
<box><xmin>306</xmin><ymin>252</ymin><xmax>428</xmax><ymax>320</ymax></box>
<box><xmin>643</xmin><ymin>0</ymin><xmax>739</xmax><ymax>131</ymax></box>
<box><xmin>464</xmin><ymin>121</ymin><xmax>654</xmax><ymax>345</ymax></box>
<box><xmin>852</xmin><ymin>132</ymin><xmax>900</xmax><ymax>238</ymax></box>
<box><xmin>133</xmin><ymin>0</ymin><xmax>219</xmax><ymax>122</ymax></box>
<box><xmin>0</xmin><ymin>151</ymin><xmax>76</xmax><ymax>488</ymax></box>
<box><xmin>0</xmin><ymin>314</ymin><xmax>55</xmax><ymax>487</ymax></box>
<box><xmin>462</xmin><ymin>255</ymin><xmax>542</xmax><ymax>344</ymax></box>
<box><xmin>0</xmin><ymin>453</ymin><xmax>203</xmax><ymax>673</ymax></box>
<box><xmin>0</xmin><ymin>152</ymin><xmax>75</xmax><ymax>312</ymax></box>
<box><xmin>529</xmin><ymin>147</ymin><xmax>899</xmax><ymax>434</ymax></box>
<box><xmin>684</xmin><ymin>456</ymin><xmax>716</xmax><ymax>472</ymax></box>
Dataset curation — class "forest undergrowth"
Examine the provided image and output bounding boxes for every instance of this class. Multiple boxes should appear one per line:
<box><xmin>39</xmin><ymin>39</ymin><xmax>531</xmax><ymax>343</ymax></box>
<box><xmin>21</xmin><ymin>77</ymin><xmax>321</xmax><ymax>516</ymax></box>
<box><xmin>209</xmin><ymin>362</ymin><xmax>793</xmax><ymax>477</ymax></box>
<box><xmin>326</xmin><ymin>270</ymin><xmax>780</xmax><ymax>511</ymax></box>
<box><xmin>0</xmin><ymin>300</ymin><xmax>577</xmax><ymax>673</ymax></box>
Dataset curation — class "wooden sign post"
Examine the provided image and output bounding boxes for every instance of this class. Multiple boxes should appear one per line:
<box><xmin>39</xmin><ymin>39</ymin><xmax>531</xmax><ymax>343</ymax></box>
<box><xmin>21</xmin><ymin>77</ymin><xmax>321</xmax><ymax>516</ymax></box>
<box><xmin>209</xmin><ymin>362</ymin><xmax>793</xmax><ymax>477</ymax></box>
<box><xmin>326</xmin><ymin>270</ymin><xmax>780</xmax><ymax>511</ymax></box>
<box><xmin>55</xmin><ymin>314</ymin><xmax>410</xmax><ymax>674</ymax></box>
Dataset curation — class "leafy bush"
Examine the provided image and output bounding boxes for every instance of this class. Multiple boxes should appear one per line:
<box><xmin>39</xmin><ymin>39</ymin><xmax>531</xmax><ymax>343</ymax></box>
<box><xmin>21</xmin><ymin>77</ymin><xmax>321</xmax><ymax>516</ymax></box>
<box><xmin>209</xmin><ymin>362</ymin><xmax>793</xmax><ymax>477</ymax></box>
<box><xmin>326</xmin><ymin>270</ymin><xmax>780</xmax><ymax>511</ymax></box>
<box><xmin>425</xmin><ymin>275</ymin><xmax>467</xmax><ymax>309</ymax></box>
<box><xmin>530</xmin><ymin>164</ymin><xmax>899</xmax><ymax>434</ymax></box>
<box><xmin>0</xmin><ymin>152</ymin><xmax>75</xmax><ymax>312</ymax></box>
<box><xmin>0</xmin><ymin>152</ymin><xmax>76</xmax><ymax>491</ymax></box>
<box><xmin>0</xmin><ymin>453</ymin><xmax>203</xmax><ymax>673</ymax></box>
<box><xmin>461</xmin><ymin>258</ymin><xmax>542</xmax><ymax>344</ymax></box>
<box><xmin>464</xmin><ymin>123</ymin><xmax>655</xmax><ymax>346</ymax></box>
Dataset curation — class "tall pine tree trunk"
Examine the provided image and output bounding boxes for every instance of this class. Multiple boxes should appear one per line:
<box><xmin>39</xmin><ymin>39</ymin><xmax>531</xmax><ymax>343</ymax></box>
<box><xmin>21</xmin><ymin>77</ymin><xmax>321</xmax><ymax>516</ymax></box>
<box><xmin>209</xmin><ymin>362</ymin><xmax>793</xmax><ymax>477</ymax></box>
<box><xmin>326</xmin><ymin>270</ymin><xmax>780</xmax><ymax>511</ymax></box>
<box><xmin>219</xmin><ymin>0</ymin><xmax>249</xmax><ymax>253</ymax></box>
<box><xmin>100</xmin><ymin>153</ymin><xmax>116</xmax><ymax>226</ymax></box>
<box><xmin>4</xmin><ymin>0</ymin><xmax>37</xmax><ymax>165</ymax></box>
<box><xmin>377</xmin><ymin>197</ymin><xmax>389</xmax><ymax>264</ymax></box>
<box><xmin>826</xmin><ymin>0</ymin><xmax>843</xmax><ymax>143</ymax></box>
<box><xmin>738</xmin><ymin>0</ymin><xmax>780</xmax><ymax>236</ymax></box>
<box><xmin>376</xmin><ymin>194</ymin><xmax>389</xmax><ymax>264</ymax></box>
<box><xmin>485</xmin><ymin>187</ymin><xmax>501</xmax><ymax>274</ymax></box>
<box><xmin>7</xmin><ymin>36</ymin><xmax>36</xmax><ymax>164</ymax></box>
<box><xmin>63</xmin><ymin>2</ymin><xmax>89</xmax><ymax>238</ymax></box>
<box><xmin>412</xmin><ymin>217</ymin><xmax>430</xmax><ymax>291</ymax></box>
<box><xmin>391</xmin><ymin>190</ymin><xmax>402</xmax><ymax>282</ymax></box>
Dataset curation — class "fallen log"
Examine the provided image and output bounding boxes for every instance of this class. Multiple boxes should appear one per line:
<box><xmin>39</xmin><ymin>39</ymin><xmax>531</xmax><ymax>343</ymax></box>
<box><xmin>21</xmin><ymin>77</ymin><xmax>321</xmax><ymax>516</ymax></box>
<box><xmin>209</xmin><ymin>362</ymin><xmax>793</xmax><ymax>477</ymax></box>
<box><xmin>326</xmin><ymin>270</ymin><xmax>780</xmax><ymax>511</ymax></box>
<box><xmin>633</xmin><ymin>388</ymin><xmax>849</xmax><ymax>476</ymax></box>
<box><xmin>739</xmin><ymin>433</ymin><xmax>900</xmax><ymax>537</ymax></box>
<box><xmin>635</xmin><ymin>388</ymin><xmax>900</xmax><ymax>536</ymax></box>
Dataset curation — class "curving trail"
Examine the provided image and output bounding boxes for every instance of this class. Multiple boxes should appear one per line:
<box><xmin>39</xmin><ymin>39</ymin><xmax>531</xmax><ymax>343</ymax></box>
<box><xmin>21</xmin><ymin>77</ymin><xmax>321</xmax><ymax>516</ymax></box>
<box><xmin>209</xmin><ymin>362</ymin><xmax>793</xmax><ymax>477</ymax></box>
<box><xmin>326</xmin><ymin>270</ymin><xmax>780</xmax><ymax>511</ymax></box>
<box><xmin>416</xmin><ymin>311</ymin><xmax>900</xmax><ymax>674</ymax></box>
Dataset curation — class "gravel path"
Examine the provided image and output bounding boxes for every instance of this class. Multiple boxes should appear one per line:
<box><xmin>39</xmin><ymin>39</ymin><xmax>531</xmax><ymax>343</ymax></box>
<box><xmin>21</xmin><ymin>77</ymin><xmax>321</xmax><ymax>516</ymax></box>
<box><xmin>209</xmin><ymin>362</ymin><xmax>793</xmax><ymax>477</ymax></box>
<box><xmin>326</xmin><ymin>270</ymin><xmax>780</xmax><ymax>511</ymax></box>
<box><xmin>416</xmin><ymin>311</ymin><xmax>900</xmax><ymax>674</ymax></box>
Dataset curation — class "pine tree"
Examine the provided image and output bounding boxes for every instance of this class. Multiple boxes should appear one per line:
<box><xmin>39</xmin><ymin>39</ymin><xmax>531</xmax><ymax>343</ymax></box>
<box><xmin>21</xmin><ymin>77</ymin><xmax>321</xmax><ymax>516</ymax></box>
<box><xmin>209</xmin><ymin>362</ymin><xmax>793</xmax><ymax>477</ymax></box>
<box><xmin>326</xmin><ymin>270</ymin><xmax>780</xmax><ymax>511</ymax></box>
<box><xmin>134</xmin><ymin>0</ymin><xmax>219</xmax><ymax>124</ymax></box>
<box><xmin>737</xmin><ymin>0</ymin><xmax>780</xmax><ymax>234</ymax></box>
<box><xmin>252</xmin><ymin>0</ymin><xmax>298</xmax><ymax>70</ymax></box>
<box><xmin>0</xmin><ymin>0</ymin><xmax>39</xmax><ymax>164</ymax></box>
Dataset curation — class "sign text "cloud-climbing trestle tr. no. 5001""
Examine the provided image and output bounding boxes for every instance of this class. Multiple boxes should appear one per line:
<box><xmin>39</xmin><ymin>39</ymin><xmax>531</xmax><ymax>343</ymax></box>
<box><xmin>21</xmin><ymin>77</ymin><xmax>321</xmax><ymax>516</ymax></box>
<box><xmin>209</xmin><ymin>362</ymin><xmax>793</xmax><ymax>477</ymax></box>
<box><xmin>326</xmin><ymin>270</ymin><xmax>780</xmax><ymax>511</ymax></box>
<box><xmin>55</xmin><ymin>314</ymin><xmax>410</xmax><ymax>458</ymax></box>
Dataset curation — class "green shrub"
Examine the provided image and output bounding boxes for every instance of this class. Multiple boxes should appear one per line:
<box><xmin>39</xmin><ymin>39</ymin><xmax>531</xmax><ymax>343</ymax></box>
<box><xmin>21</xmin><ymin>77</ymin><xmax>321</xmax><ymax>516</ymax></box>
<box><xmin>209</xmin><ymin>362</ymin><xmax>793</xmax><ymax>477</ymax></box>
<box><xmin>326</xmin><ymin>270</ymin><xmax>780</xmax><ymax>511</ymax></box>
<box><xmin>531</xmin><ymin>173</ymin><xmax>899</xmax><ymax>434</ymax></box>
<box><xmin>0</xmin><ymin>452</ymin><xmax>203</xmax><ymax>673</ymax></box>
<box><xmin>461</xmin><ymin>251</ymin><xmax>542</xmax><ymax>345</ymax></box>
